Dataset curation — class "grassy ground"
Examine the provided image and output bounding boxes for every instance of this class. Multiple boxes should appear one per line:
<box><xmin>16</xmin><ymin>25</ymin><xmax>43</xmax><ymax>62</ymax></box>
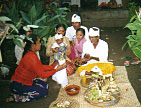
<box><xmin>0</xmin><ymin>27</ymin><xmax>140</xmax><ymax>108</ymax></box>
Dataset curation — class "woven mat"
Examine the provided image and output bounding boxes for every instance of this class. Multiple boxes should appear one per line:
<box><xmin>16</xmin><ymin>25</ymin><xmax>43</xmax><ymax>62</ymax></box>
<box><xmin>49</xmin><ymin>66</ymin><xmax>141</xmax><ymax>108</ymax></box>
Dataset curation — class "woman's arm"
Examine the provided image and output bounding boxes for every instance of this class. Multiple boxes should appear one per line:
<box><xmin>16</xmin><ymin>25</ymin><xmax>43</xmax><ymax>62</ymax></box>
<box><xmin>64</xmin><ymin>36</ymin><xmax>71</xmax><ymax>55</ymax></box>
<box><xmin>25</xmin><ymin>53</ymin><xmax>56</xmax><ymax>79</ymax></box>
<box><xmin>28</xmin><ymin>53</ymin><xmax>66</xmax><ymax>79</ymax></box>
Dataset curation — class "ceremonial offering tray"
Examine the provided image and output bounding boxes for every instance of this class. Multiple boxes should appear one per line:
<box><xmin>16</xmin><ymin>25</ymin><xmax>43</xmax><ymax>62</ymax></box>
<box><xmin>50</xmin><ymin>97</ymin><xmax>80</xmax><ymax>108</ymax></box>
<box><xmin>84</xmin><ymin>84</ymin><xmax>120</xmax><ymax>107</ymax></box>
<box><xmin>64</xmin><ymin>85</ymin><xmax>80</xmax><ymax>96</ymax></box>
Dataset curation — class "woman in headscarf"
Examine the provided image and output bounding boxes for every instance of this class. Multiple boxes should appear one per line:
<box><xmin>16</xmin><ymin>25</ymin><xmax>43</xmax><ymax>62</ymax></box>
<box><xmin>46</xmin><ymin>24</ymin><xmax>71</xmax><ymax>65</ymax></box>
<box><xmin>6</xmin><ymin>34</ymin><xmax>66</xmax><ymax>102</ymax></box>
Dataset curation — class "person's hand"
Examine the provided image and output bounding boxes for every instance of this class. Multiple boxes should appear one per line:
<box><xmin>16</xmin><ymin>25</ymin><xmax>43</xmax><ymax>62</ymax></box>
<box><xmin>71</xmin><ymin>40</ymin><xmax>75</xmax><ymax>46</ymax></box>
<box><xmin>78</xmin><ymin>58</ymin><xmax>83</xmax><ymax>65</ymax></box>
<box><xmin>84</xmin><ymin>53</ymin><xmax>90</xmax><ymax>60</ymax></box>
<box><xmin>55</xmin><ymin>62</ymin><xmax>66</xmax><ymax>71</ymax></box>
<box><xmin>52</xmin><ymin>48</ymin><xmax>58</xmax><ymax>53</ymax></box>
<box><xmin>51</xmin><ymin>61</ymin><xmax>59</xmax><ymax>66</ymax></box>
<box><xmin>85</xmin><ymin>71</ymin><xmax>93</xmax><ymax>75</ymax></box>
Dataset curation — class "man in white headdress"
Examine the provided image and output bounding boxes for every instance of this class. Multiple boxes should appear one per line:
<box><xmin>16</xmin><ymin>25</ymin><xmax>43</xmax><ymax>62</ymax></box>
<box><xmin>65</xmin><ymin>14</ymin><xmax>89</xmax><ymax>41</ymax></box>
<box><xmin>78</xmin><ymin>27</ymin><xmax>115</xmax><ymax>77</ymax></box>
<box><xmin>82</xmin><ymin>27</ymin><xmax>108</xmax><ymax>64</ymax></box>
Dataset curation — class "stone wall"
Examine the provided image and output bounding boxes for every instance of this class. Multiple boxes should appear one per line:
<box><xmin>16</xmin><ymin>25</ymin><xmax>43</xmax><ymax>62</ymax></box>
<box><xmin>69</xmin><ymin>9</ymin><xmax>129</xmax><ymax>27</ymax></box>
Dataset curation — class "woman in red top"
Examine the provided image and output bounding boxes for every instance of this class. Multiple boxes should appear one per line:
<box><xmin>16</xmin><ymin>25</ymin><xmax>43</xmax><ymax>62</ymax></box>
<box><xmin>6</xmin><ymin>34</ymin><xmax>66</xmax><ymax>102</ymax></box>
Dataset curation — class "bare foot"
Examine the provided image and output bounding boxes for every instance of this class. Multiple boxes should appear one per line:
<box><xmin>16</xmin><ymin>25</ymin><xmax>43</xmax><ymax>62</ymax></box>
<box><xmin>6</xmin><ymin>97</ymin><xmax>14</xmax><ymax>102</ymax></box>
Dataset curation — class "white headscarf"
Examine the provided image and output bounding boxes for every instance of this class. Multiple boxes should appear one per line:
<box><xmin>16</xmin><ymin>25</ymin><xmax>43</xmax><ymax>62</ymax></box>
<box><xmin>89</xmin><ymin>27</ymin><xmax>100</xmax><ymax>37</ymax></box>
<box><xmin>71</xmin><ymin>14</ymin><xmax>81</xmax><ymax>22</ymax></box>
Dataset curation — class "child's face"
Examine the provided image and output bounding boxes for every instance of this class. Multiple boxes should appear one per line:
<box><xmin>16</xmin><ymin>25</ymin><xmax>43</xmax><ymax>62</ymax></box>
<box><xmin>76</xmin><ymin>31</ymin><xmax>84</xmax><ymax>41</ymax></box>
<box><xmin>56</xmin><ymin>27</ymin><xmax>65</xmax><ymax>36</ymax></box>
<box><xmin>56</xmin><ymin>38</ymin><xmax>63</xmax><ymax>44</ymax></box>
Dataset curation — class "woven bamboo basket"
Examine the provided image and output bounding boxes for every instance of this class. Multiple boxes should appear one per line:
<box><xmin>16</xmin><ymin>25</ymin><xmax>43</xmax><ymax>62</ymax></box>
<box><xmin>84</xmin><ymin>88</ymin><xmax>120</xmax><ymax>107</ymax></box>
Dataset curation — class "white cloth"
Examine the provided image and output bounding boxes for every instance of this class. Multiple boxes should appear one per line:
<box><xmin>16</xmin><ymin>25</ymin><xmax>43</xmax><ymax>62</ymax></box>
<box><xmin>80</xmin><ymin>70</ymin><xmax>86</xmax><ymax>77</ymax></box>
<box><xmin>89</xmin><ymin>27</ymin><xmax>100</xmax><ymax>37</ymax></box>
<box><xmin>51</xmin><ymin>43</ymin><xmax>60</xmax><ymax>49</ymax></box>
<box><xmin>71</xmin><ymin>14</ymin><xmax>81</xmax><ymax>22</ymax></box>
<box><xmin>51</xmin><ymin>42</ymin><xmax>67</xmax><ymax>48</ymax></box>
<box><xmin>91</xmin><ymin>65</ymin><xmax>103</xmax><ymax>75</ymax></box>
<box><xmin>65</xmin><ymin>26</ymin><xmax>89</xmax><ymax>41</ymax></box>
<box><xmin>55</xmin><ymin>34</ymin><xmax>63</xmax><ymax>40</ymax></box>
<box><xmin>52</xmin><ymin>59</ymin><xmax>68</xmax><ymax>88</ymax></box>
<box><xmin>82</xmin><ymin>39</ymin><xmax>108</xmax><ymax>64</ymax></box>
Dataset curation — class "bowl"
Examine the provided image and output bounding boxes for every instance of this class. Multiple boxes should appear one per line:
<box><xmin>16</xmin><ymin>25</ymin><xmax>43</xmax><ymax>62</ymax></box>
<box><xmin>64</xmin><ymin>85</ymin><xmax>80</xmax><ymax>96</ymax></box>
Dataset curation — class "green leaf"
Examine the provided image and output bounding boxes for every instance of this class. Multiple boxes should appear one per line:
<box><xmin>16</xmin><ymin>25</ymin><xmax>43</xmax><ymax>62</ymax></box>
<box><xmin>130</xmin><ymin>15</ymin><xmax>136</xmax><ymax>22</ymax></box>
<box><xmin>28</xmin><ymin>5</ymin><xmax>37</xmax><ymax>22</ymax></box>
<box><xmin>122</xmin><ymin>41</ymin><xmax>128</xmax><ymax>50</ymax></box>
<box><xmin>20</xmin><ymin>11</ymin><xmax>32</xmax><ymax>24</ymax></box>
<box><xmin>7</xmin><ymin>35</ymin><xmax>17</xmax><ymax>39</ymax></box>
<box><xmin>126</xmin><ymin>35</ymin><xmax>137</xmax><ymax>40</ymax></box>
<box><xmin>8</xmin><ymin>24</ymin><xmax>19</xmax><ymax>33</ymax></box>
<box><xmin>131</xmin><ymin>46</ymin><xmax>141</xmax><ymax>59</ymax></box>
<box><xmin>137</xmin><ymin>28</ymin><xmax>141</xmax><ymax>42</ymax></box>
<box><xmin>38</xmin><ymin>26</ymin><xmax>51</xmax><ymax>38</ymax></box>
<box><xmin>13</xmin><ymin>39</ymin><xmax>23</xmax><ymax>48</ymax></box>
<box><xmin>47</xmin><ymin>15</ymin><xmax>61</xmax><ymax>23</ymax></box>
<box><xmin>53</xmin><ymin>103</ymin><xmax>57</xmax><ymax>107</ymax></box>
<box><xmin>0</xmin><ymin>16</ymin><xmax>12</xmax><ymax>22</ymax></box>
<box><xmin>35</xmin><ymin>15</ymin><xmax>47</xmax><ymax>25</ymax></box>
<box><xmin>125</xmin><ymin>23</ymin><xmax>138</xmax><ymax>31</ymax></box>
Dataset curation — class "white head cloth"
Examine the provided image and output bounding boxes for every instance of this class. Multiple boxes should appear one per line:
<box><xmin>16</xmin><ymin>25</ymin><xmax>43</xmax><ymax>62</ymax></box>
<box><xmin>23</xmin><ymin>25</ymin><xmax>39</xmax><ymax>31</ymax></box>
<box><xmin>71</xmin><ymin>14</ymin><xmax>81</xmax><ymax>22</ymax></box>
<box><xmin>55</xmin><ymin>34</ymin><xmax>63</xmax><ymax>40</ymax></box>
<box><xmin>89</xmin><ymin>27</ymin><xmax>100</xmax><ymax>37</ymax></box>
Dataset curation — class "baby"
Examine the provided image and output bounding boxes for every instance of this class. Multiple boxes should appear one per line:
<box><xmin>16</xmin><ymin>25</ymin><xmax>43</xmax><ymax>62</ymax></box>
<box><xmin>51</xmin><ymin>34</ymin><xmax>68</xmax><ymax>88</ymax></box>
<box><xmin>51</xmin><ymin>34</ymin><xmax>67</xmax><ymax>61</ymax></box>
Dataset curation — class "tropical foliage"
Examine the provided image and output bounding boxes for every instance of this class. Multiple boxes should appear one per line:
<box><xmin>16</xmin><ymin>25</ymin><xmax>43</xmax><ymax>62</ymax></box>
<box><xmin>128</xmin><ymin>1</ymin><xmax>140</xmax><ymax>19</ymax></box>
<box><xmin>1</xmin><ymin>0</ymin><xmax>70</xmax><ymax>46</ymax></box>
<box><xmin>123</xmin><ymin>9</ymin><xmax>141</xmax><ymax>59</ymax></box>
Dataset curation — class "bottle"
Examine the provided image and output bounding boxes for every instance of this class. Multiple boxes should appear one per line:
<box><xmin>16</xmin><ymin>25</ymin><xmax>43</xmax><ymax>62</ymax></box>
<box><xmin>82</xmin><ymin>76</ymin><xmax>86</xmax><ymax>84</ymax></box>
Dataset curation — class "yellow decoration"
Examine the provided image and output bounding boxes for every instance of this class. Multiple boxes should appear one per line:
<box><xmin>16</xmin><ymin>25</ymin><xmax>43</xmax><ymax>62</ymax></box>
<box><xmin>82</xmin><ymin>76</ymin><xmax>86</xmax><ymax>84</ymax></box>
<box><xmin>77</xmin><ymin>63</ymin><xmax>116</xmax><ymax>75</ymax></box>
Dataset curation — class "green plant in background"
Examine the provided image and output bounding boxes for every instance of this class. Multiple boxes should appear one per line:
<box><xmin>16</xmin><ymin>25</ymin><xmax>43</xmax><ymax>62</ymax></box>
<box><xmin>1</xmin><ymin>1</ymin><xmax>70</xmax><ymax>47</ymax></box>
<box><xmin>20</xmin><ymin>1</ymin><xmax>70</xmax><ymax>46</ymax></box>
<box><xmin>128</xmin><ymin>1</ymin><xmax>140</xmax><ymax>19</ymax></box>
<box><xmin>0</xmin><ymin>16</ymin><xmax>22</xmax><ymax>62</ymax></box>
<box><xmin>123</xmin><ymin>9</ymin><xmax>141</xmax><ymax>59</ymax></box>
<box><xmin>1</xmin><ymin>0</ymin><xmax>39</xmax><ymax>32</ymax></box>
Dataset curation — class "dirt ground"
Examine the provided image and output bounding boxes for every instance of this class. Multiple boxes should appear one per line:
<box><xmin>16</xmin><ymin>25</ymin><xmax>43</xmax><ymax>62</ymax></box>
<box><xmin>0</xmin><ymin>27</ymin><xmax>141</xmax><ymax>108</ymax></box>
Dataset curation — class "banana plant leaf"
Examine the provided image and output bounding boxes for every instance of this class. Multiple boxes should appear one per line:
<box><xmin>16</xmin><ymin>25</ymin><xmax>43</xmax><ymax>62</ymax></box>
<box><xmin>13</xmin><ymin>39</ymin><xmax>23</xmax><ymax>48</ymax></box>
<box><xmin>125</xmin><ymin>23</ymin><xmax>138</xmax><ymax>31</ymax></box>
<box><xmin>28</xmin><ymin>5</ymin><xmax>37</xmax><ymax>22</ymax></box>
<box><xmin>20</xmin><ymin>11</ymin><xmax>32</xmax><ymax>24</ymax></box>
<box><xmin>130</xmin><ymin>45</ymin><xmax>141</xmax><ymax>59</ymax></box>
<box><xmin>137</xmin><ymin>28</ymin><xmax>141</xmax><ymax>43</ymax></box>
<box><xmin>8</xmin><ymin>24</ymin><xmax>19</xmax><ymax>33</ymax></box>
<box><xmin>0</xmin><ymin>16</ymin><xmax>12</xmax><ymax>22</ymax></box>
